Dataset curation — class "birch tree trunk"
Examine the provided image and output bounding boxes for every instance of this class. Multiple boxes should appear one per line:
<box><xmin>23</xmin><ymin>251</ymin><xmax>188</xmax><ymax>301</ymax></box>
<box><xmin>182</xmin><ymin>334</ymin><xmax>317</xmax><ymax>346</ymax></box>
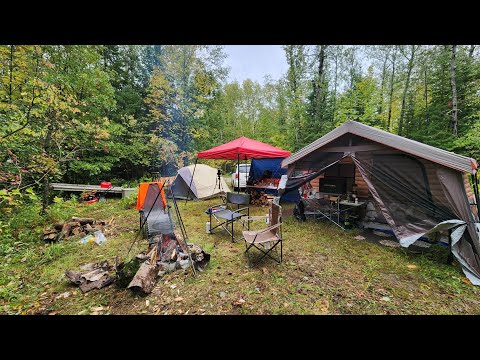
<box><xmin>398</xmin><ymin>45</ymin><xmax>416</xmax><ymax>136</ymax></box>
<box><xmin>387</xmin><ymin>47</ymin><xmax>397</xmax><ymax>131</ymax></box>
<box><xmin>450</xmin><ymin>45</ymin><xmax>458</xmax><ymax>136</ymax></box>
<box><xmin>8</xmin><ymin>45</ymin><xmax>14</xmax><ymax>103</ymax></box>
<box><xmin>332</xmin><ymin>49</ymin><xmax>338</xmax><ymax>123</ymax></box>
<box><xmin>313</xmin><ymin>45</ymin><xmax>327</xmax><ymax>120</ymax></box>
<box><xmin>468</xmin><ymin>45</ymin><xmax>475</xmax><ymax>59</ymax></box>
<box><xmin>378</xmin><ymin>51</ymin><xmax>389</xmax><ymax>115</ymax></box>
<box><xmin>424</xmin><ymin>65</ymin><xmax>429</xmax><ymax>129</ymax></box>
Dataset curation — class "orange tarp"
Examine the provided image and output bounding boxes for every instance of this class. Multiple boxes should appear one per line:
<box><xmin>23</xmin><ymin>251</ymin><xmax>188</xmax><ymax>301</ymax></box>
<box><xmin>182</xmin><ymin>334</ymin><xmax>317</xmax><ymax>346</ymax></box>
<box><xmin>136</xmin><ymin>182</ymin><xmax>167</xmax><ymax>211</ymax></box>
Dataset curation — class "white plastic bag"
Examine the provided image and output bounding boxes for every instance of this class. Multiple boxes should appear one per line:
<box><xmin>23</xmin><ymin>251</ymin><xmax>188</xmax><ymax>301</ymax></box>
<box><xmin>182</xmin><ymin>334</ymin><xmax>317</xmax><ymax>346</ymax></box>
<box><xmin>94</xmin><ymin>230</ymin><xmax>107</xmax><ymax>245</ymax></box>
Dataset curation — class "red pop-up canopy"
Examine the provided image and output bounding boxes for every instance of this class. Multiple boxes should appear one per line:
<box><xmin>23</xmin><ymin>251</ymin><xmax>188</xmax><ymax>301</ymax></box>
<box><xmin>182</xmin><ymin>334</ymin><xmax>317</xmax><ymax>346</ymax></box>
<box><xmin>186</xmin><ymin>137</ymin><xmax>291</xmax><ymax>197</ymax></box>
<box><xmin>197</xmin><ymin>136</ymin><xmax>290</xmax><ymax>160</ymax></box>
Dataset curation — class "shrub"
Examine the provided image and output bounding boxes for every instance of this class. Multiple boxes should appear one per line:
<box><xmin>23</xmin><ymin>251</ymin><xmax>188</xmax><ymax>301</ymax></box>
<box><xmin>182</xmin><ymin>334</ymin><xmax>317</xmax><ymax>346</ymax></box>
<box><xmin>119</xmin><ymin>191</ymin><xmax>138</xmax><ymax>209</ymax></box>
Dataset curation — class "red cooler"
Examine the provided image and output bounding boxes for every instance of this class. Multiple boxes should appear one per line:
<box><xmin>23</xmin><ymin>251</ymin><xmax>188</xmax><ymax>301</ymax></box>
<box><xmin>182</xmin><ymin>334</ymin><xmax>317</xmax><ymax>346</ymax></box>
<box><xmin>100</xmin><ymin>181</ymin><xmax>112</xmax><ymax>188</ymax></box>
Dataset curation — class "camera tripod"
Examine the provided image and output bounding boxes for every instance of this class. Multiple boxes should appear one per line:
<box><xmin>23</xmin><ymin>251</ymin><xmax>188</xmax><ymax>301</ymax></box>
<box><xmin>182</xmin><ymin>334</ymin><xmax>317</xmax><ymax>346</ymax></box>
<box><xmin>213</xmin><ymin>169</ymin><xmax>226</xmax><ymax>201</ymax></box>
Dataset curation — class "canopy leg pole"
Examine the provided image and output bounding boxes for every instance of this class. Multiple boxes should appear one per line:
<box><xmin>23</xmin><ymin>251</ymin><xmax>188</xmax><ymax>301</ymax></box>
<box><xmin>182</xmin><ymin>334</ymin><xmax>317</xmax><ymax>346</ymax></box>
<box><xmin>185</xmin><ymin>158</ymin><xmax>198</xmax><ymax>205</ymax></box>
<box><xmin>237</xmin><ymin>154</ymin><xmax>240</xmax><ymax>194</ymax></box>
<box><xmin>447</xmin><ymin>228</ymin><xmax>454</xmax><ymax>265</ymax></box>
<box><xmin>244</xmin><ymin>155</ymin><xmax>247</xmax><ymax>193</ymax></box>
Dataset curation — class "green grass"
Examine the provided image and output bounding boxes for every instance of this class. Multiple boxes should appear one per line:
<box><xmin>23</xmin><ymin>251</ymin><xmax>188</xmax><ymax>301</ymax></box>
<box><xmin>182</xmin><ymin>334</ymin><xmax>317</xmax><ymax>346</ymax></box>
<box><xmin>2</xmin><ymin>196</ymin><xmax>480</xmax><ymax>315</ymax></box>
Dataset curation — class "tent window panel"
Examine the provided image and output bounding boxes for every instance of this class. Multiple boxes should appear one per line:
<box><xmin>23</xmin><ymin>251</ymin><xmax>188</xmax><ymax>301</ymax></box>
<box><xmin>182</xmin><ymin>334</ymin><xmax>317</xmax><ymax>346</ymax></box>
<box><xmin>370</xmin><ymin>154</ymin><xmax>454</xmax><ymax>225</ymax></box>
<box><xmin>324</xmin><ymin>163</ymin><xmax>355</xmax><ymax>178</ymax></box>
<box><xmin>319</xmin><ymin>163</ymin><xmax>355</xmax><ymax>194</ymax></box>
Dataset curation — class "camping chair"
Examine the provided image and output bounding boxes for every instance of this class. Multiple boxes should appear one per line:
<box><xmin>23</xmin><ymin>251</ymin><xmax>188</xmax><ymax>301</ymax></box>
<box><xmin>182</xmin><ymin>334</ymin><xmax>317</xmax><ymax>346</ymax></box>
<box><xmin>138</xmin><ymin>183</ymin><xmax>174</xmax><ymax>245</ymax></box>
<box><xmin>242</xmin><ymin>202</ymin><xmax>283</xmax><ymax>266</ymax></box>
<box><xmin>206</xmin><ymin>192</ymin><xmax>250</xmax><ymax>242</ymax></box>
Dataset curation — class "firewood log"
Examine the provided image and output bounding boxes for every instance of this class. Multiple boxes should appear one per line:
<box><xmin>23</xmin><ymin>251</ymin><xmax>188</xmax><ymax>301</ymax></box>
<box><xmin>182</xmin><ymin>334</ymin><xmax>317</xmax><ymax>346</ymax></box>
<box><xmin>57</xmin><ymin>222</ymin><xmax>73</xmax><ymax>241</ymax></box>
<box><xmin>70</xmin><ymin>217</ymin><xmax>95</xmax><ymax>225</ymax></box>
<box><xmin>127</xmin><ymin>261</ymin><xmax>158</xmax><ymax>294</ymax></box>
<box><xmin>43</xmin><ymin>228</ymin><xmax>57</xmax><ymax>235</ymax></box>
<box><xmin>54</xmin><ymin>223</ymin><xmax>64</xmax><ymax>231</ymax></box>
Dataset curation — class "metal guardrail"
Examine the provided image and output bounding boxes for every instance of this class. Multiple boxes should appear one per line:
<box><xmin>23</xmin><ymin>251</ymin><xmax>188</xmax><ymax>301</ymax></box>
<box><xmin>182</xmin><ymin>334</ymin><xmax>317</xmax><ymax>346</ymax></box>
<box><xmin>50</xmin><ymin>183</ymin><xmax>136</xmax><ymax>198</ymax></box>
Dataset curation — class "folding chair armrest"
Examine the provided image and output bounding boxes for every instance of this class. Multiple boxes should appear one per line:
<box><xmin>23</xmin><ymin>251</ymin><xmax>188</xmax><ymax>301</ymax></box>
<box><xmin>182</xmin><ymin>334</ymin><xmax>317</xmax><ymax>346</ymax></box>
<box><xmin>232</xmin><ymin>207</ymin><xmax>249</xmax><ymax>214</ymax></box>
<box><xmin>210</xmin><ymin>203</ymin><xmax>226</xmax><ymax>209</ymax></box>
<box><xmin>243</xmin><ymin>215</ymin><xmax>268</xmax><ymax>222</ymax></box>
<box><xmin>256</xmin><ymin>222</ymin><xmax>282</xmax><ymax>234</ymax></box>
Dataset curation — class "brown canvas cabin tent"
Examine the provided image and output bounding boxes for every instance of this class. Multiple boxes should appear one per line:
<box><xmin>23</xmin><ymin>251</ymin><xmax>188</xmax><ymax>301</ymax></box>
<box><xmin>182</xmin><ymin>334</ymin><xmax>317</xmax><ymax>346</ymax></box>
<box><xmin>281</xmin><ymin>120</ymin><xmax>480</xmax><ymax>285</ymax></box>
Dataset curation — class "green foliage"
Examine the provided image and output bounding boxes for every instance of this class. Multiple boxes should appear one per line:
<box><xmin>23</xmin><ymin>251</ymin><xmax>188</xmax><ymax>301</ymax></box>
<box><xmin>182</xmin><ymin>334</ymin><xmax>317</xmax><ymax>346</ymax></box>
<box><xmin>39</xmin><ymin>243</ymin><xmax>67</xmax><ymax>265</ymax></box>
<box><xmin>118</xmin><ymin>192</ymin><xmax>138</xmax><ymax>210</ymax></box>
<box><xmin>144</xmin><ymin>45</ymin><xmax>228</xmax><ymax>175</ymax></box>
<box><xmin>45</xmin><ymin>197</ymin><xmax>79</xmax><ymax>224</ymax></box>
<box><xmin>1</xmin><ymin>44</ymin><xmax>479</xmax><ymax>226</ymax></box>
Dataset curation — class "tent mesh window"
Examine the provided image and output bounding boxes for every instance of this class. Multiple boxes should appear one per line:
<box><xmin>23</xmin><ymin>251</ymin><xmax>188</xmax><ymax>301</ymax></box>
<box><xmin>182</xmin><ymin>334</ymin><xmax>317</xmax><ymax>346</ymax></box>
<box><xmin>365</xmin><ymin>154</ymin><xmax>456</xmax><ymax>229</ymax></box>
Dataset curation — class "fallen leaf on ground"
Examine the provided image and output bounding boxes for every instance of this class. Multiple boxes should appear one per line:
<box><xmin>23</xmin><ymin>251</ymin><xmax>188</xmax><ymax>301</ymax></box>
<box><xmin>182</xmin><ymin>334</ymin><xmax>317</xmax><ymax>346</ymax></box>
<box><xmin>219</xmin><ymin>291</ymin><xmax>226</xmax><ymax>298</ymax></box>
<box><xmin>354</xmin><ymin>235</ymin><xmax>366</xmax><ymax>241</ymax></box>
<box><xmin>462</xmin><ymin>278</ymin><xmax>471</xmax><ymax>285</ymax></box>
<box><xmin>91</xmin><ymin>306</ymin><xmax>104</xmax><ymax>312</ymax></box>
<box><xmin>170</xmin><ymin>284</ymin><xmax>177</xmax><ymax>289</ymax></box>
<box><xmin>380</xmin><ymin>296</ymin><xmax>391</xmax><ymax>302</ymax></box>
<box><xmin>48</xmin><ymin>311</ymin><xmax>58</xmax><ymax>315</ymax></box>
<box><xmin>21</xmin><ymin>257</ymin><xmax>27</xmax><ymax>262</ymax></box>
<box><xmin>233</xmin><ymin>298</ymin><xmax>246</xmax><ymax>306</ymax></box>
<box><xmin>262</xmin><ymin>267</ymin><xmax>268</xmax><ymax>274</ymax></box>
<box><xmin>55</xmin><ymin>291</ymin><xmax>71</xmax><ymax>300</ymax></box>
<box><xmin>145</xmin><ymin>299</ymin><xmax>150</xmax><ymax>307</ymax></box>
<box><xmin>174</xmin><ymin>297</ymin><xmax>183</xmax><ymax>302</ymax></box>
<box><xmin>314</xmin><ymin>299</ymin><xmax>329</xmax><ymax>314</ymax></box>
<box><xmin>407</xmin><ymin>264</ymin><xmax>417</xmax><ymax>269</ymax></box>
<box><xmin>224</xmin><ymin>280</ymin><xmax>229</xmax><ymax>284</ymax></box>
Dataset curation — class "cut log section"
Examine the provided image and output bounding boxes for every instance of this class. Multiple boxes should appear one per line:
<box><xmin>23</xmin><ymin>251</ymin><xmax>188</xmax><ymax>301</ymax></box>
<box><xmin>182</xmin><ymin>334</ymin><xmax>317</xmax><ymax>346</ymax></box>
<box><xmin>127</xmin><ymin>261</ymin><xmax>159</xmax><ymax>294</ymax></box>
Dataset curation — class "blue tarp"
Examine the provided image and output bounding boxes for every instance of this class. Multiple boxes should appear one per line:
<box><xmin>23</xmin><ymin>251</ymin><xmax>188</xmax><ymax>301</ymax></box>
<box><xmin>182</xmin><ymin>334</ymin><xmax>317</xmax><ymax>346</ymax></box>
<box><xmin>248</xmin><ymin>158</ymin><xmax>300</xmax><ymax>203</ymax></box>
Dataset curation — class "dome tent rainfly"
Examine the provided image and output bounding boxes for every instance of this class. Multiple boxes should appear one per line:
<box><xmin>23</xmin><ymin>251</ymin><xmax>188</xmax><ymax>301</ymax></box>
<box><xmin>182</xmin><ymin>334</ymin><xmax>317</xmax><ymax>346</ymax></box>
<box><xmin>171</xmin><ymin>164</ymin><xmax>230</xmax><ymax>200</ymax></box>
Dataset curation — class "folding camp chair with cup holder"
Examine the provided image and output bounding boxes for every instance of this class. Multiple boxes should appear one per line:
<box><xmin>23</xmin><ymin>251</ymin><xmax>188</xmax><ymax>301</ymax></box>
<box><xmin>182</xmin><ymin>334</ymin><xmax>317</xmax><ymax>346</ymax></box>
<box><xmin>242</xmin><ymin>201</ymin><xmax>283</xmax><ymax>266</ymax></box>
<box><xmin>205</xmin><ymin>192</ymin><xmax>250</xmax><ymax>242</ymax></box>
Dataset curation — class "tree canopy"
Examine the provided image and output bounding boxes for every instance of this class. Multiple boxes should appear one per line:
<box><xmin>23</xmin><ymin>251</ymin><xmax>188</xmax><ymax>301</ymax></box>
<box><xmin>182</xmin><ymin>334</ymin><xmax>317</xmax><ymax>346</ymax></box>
<box><xmin>1</xmin><ymin>45</ymin><xmax>479</xmax><ymax>208</ymax></box>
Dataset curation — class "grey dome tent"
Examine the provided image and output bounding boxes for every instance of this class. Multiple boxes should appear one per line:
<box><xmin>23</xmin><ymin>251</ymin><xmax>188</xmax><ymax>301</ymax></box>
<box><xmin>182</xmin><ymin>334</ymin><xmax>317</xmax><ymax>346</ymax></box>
<box><xmin>170</xmin><ymin>164</ymin><xmax>230</xmax><ymax>200</ymax></box>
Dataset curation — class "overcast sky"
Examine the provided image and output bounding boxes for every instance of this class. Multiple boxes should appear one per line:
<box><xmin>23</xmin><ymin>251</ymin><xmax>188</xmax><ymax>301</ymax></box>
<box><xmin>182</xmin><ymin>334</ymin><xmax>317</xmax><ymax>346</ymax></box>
<box><xmin>223</xmin><ymin>45</ymin><xmax>288</xmax><ymax>84</ymax></box>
